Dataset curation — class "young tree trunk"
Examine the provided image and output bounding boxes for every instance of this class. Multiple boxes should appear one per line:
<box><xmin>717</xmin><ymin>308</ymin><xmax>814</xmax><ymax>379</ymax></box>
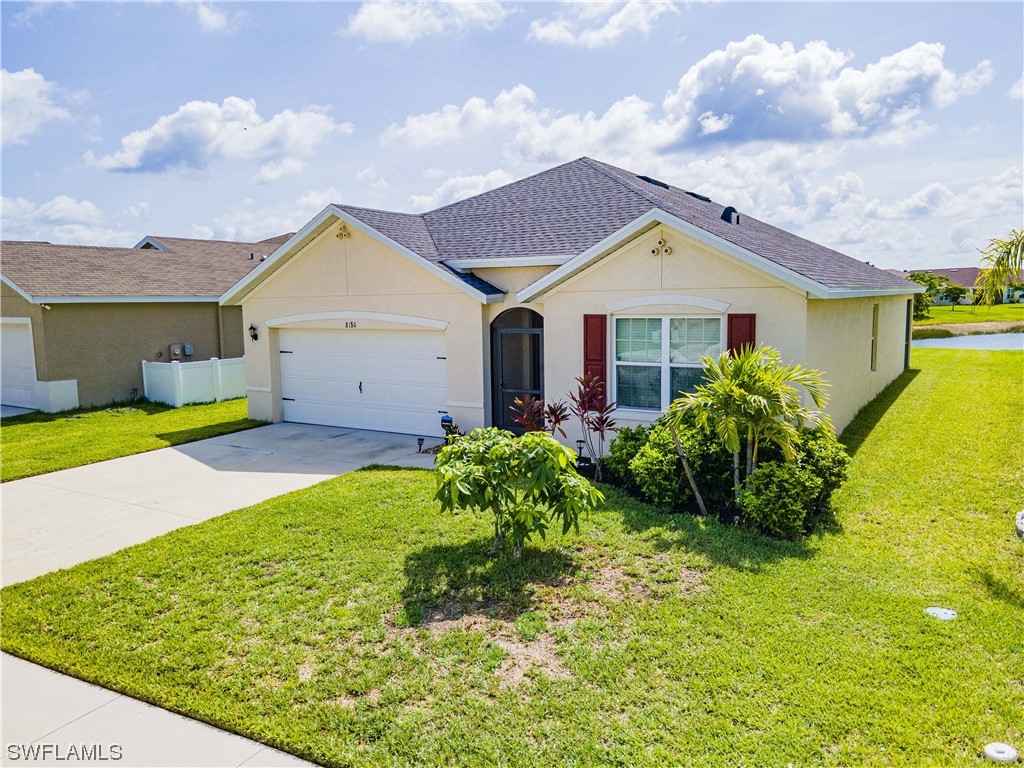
<box><xmin>732</xmin><ymin>451</ymin><xmax>741</xmax><ymax>502</ymax></box>
<box><xmin>668</xmin><ymin>424</ymin><xmax>708</xmax><ymax>516</ymax></box>
<box><xmin>745</xmin><ymin>428</ymin><xmax>754</xmax><ymax>480</ymax></box>
<box><xmin>488</xmin><ymin>517</ymin><xmax>504</xmax><ymax>557</ymax></box>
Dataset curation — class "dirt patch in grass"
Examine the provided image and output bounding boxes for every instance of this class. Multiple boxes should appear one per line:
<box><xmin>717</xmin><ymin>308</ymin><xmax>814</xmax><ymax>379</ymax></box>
<box><xmin>387</xmin><ymin>555</ymin><xmax>705</xmax><ymax>687</ymax></box>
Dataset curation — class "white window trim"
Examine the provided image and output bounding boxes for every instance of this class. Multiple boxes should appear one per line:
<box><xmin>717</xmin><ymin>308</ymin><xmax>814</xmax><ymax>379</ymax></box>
<box><xmin>611</xmin><ymin>314</ymin><xmax>724</xmax><ymax>414</ymax></box>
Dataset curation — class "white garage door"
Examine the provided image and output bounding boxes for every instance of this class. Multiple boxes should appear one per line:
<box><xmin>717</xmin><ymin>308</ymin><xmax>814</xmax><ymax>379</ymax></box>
<box><xmin>278</xmin><ymin>328</ymin><xmax>447</xmax><ymax>436</ymax></box>
<box><xmin>1</xmin><ymin>320</ymin><xmax>38</xmax><ymax>408</ymax></box>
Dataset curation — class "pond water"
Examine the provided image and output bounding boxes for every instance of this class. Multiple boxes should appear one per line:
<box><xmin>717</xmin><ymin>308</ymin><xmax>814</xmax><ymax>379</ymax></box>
<box><xmin>913</xmin><ymin>333</ymin><xmax>1023</xmax><ymax>350</ymax></box>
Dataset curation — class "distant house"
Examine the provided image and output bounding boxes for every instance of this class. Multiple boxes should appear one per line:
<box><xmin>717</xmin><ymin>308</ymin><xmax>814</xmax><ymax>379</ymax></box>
<box><xmin>223</xmin><ymin>157</ymin><xmax>921</xmax><ymax>437</ymax></box>
<box><xmin>886</xmin><ymin>267</ymin><xmax>1023</xmax><ymax>304</ymax></box>
<box><xmin>1</xmin><ymin>234</ymin><xmax>289</xmax><ymax>411</ymax></box>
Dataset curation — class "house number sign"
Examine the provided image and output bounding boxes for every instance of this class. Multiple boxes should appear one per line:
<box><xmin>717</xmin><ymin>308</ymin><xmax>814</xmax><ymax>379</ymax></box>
<box><xmin>345</xmin><ymin>321</ymin><xmax>357</xmax><ymax>328</ymax></box>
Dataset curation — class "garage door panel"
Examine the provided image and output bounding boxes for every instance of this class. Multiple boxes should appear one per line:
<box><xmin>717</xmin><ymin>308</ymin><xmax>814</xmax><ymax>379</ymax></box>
<box><xmin>278</xmin><ymin>328</ymin><xmax>446</xmax><ymax>436</ymax></box>
<box><xmin>1</xmin><ymin>322</ymin><xmax>38</xmax><ymax>408</ymax></box>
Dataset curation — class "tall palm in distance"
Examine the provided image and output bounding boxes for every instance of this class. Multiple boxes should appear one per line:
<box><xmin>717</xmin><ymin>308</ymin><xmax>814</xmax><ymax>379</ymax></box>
<box><xmin>974</xmin><ymin>228</ymin><xmax>1024</xmax><ymax>306</ymax></box>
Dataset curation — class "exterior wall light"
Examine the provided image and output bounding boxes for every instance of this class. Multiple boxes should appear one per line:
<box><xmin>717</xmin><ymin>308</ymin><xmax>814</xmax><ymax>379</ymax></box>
<box><xmin>248</xmin><ymin>323</ymin><xmax>259</xmax><ymax>342</ymax></box>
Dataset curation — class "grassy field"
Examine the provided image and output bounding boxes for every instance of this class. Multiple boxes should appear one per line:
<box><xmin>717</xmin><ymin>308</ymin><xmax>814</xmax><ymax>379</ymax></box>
<box><xmin>914</xmin><ymin>302</ymin><xmax>1024</xmax><ymax>326</ymax></box>
<box><xmin>2</xmin><ymin>350</ymin><xmax>1022</xmax><ymax>766</ymax></box>
<box><xmin>0</xmin><ymin>399</ymin><xmax>265</xmax><ymax>482</ymax></box>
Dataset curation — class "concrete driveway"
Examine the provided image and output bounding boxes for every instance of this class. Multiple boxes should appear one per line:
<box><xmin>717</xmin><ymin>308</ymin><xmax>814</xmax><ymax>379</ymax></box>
<box><xmin>2</xmin><ymin>422</ymin><xmax>439</xmax><ymax>586</ymax></box>
<box><xmin>1</xmin><ymin>422</ymin><xmax>439</xmax><ymax>767</ymax></box>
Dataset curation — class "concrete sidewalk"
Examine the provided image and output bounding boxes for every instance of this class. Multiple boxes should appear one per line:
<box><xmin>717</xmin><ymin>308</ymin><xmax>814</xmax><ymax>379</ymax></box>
<box><xmin>1</xmin><ymin>423</ymin><xmax>440</xmax><ymax>767</ymax></box>
<box><xmin>1</xmin><ymin>656</ymin><xmax>310</xmax><ymax>767</ymax></box>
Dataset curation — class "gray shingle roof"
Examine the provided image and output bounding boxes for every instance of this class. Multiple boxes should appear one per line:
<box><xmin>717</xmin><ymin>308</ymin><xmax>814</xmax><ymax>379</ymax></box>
<box><xmin>337</xmin><ymin>157</ymin><xmax>918</xmax><ymax>293</ymax></box>
<box><xmin>1</xmin><ymin>237</ymin><xmax>279</xmax><ymax>298</ymax></box>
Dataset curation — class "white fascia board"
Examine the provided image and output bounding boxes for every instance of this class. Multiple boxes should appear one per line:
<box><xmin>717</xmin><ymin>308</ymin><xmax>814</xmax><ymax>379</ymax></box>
<box><xmin>443</xmin><ymin>255</ymin><xmax>572</xmax><ymax>273</ymax></box>
<box><xmin>516</xmin><ymin>209</ymin><xmax>918</xmax><ymax>303</ymax></box>
<box><xmin>36</xmin><ymin>295</ymin><xmax>220</xmax><ymax>304</ymax></box>
<box><xmin>823</xmin><ymin>285</ymin><xmax>926</xmax><ymax>298</ymax></box>
<box><xmin>133</xmin><ymin>236</ymin><xmax>168</xmax><ymax>251</ymax></box>
<box><xmin>220</xmin><ymin>205</ymin><xmax>497</xmax><ymax>306</ymax></box>
<box><xmin>1</xmin><ymin>274</ymin><xmax>34</xmax><ymax>303</ymax></box>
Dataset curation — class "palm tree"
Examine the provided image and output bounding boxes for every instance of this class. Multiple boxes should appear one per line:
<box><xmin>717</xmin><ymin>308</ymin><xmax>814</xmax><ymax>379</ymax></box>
<box><xmin>974</xmin><ymin>228</ymin><xmax>1024</xmax><ymax>306</ymax></box>
<box><xmin>666</xmin><ymin>345</ymin><xmax>832</xmax><ymax>502</ymax></box>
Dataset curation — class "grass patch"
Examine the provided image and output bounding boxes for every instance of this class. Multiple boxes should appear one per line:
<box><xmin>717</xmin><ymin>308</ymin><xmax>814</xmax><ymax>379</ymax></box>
<box><xmin>914</xmin><ymin>302</ymin><xmax>1024</xmax><ymax>326</ymax></box>
<box><xmin>912</xmin><ymin>327</ymin><xmax>955</xmax><ymax>340</ymax></box>
<box><xmin>0</xmin><ymin>399</ymin><xmax>266</xmax><ymax>482</ymax></box>
<box><xmin>2</xmin><ymin>350</ymin><xmax>1022</xmax><ymax>766</ymax></box>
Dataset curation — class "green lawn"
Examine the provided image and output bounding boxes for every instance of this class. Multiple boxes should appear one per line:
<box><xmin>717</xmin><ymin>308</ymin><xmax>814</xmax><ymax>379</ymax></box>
<box><xmin>914</xmin><ymin>302</ymin><xmax>1024</xmax><ymax>326</ymax></box>
<box><xmin>2</xmin><ymin>350</ymin><xmax>1022</xmax><ymax>766</ymax></box>
<box><xmin>0</xmin><ymin>399</ymin><xmax>266</xmax><ymax>482</ymax></box>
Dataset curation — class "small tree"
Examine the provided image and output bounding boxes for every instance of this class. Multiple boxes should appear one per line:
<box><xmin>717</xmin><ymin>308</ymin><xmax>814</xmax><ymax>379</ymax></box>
<box><xmin>907</xmin><ymin>271</ymin><xmax>949</xmax><ymax>319</ymax></box>
<box><xmin>940</xmin><ymin>282</ymin><xmax>969</xmax><ymax>309</ymax></box>
<box><xmin>435</xmin><ymin>428</ymin><xmax>603</xmax><ymax>560</ymax></box>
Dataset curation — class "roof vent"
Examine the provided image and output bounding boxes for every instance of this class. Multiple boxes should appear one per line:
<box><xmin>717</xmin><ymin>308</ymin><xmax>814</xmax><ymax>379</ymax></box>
<box><xmin>637</xmin><ymin>174</ymin><xmax>669</xmax><ymax>189</ymax></box>
<box><xmin>686</xmin><ymin>190</ymin><xmax>712</xmax><ymax>203</ymax></box>
<box><xmin>721</xmin><ymin>206</ymin><xmax>740</xmax><ymax>224</ymax></box>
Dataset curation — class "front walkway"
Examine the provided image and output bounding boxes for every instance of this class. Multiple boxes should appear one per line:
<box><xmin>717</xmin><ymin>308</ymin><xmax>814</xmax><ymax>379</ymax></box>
<box><xmin>1</xmin><ymin>423</ymin><xmax>440</xmax><ymax>767</ymax></box>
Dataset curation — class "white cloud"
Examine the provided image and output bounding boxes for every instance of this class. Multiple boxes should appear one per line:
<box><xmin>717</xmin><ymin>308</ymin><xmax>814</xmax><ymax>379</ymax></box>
<box><xmin>345</xmin><ymin>1</ymin><xmax>508</xmax><ymax>43</ymax></box>
<box><xmin>1</xmin><ymin>194</ymin><xmax>135</xmax><ymax>245</ymax></box>
<box><xmin>382</xmin><ymin>37</ymin><xmax>992</xmax><ymax>166</ymax></box>
<box><xmin>86</xmin><ymin>97</ymin><xmax>352</xmax><ymax>183</ymax></box>
<box><xmin>209</xmin><ymin>188</ymin><xmax>342</xmax><ymax>241</ymax></box>
<box><xmin>192</xmin><ymin>2</ymin><xmax>244</xmax><ymax>34</ymax></box>
<box><xmin>409</xmin><ymin>169</ymin><xmax>515</xmax><ymax>210</ymax></box>
<box><xmin>382</xmin><ymin>84</ymin><xmax>676</xmax><ymax>163</ymax></box>
<box><xmin>663</xmin><ymin>36</ymin><xmax>993</xmax><ymax>142</ymax></box>
<box><xmin>355</xmin><ymin>166</ymin><xmax>389</xmax><ymax>192</ymax></box>
<box><xmin>1009</xmin><ymin>76</ymin><xmax>1024</xmax><ymax>99</ymax></box>
<box><xmin>122</xmin><ymin>202</ymin><xmax>150</xmax><ymax>220</ymax></box>
<box><xmin>528</xmin><ymin>0</ymin><xmax>677</xmax><ymax>48</ymax></box>
<box><xmin>0</xmin><ymin>68</ymin><xmax>78</xmax><ymax>147</ymax></box>
<box><xmin>698</xmin><ymin>111</ymin><xmax>733</xmax><ymax>136</ymax></box>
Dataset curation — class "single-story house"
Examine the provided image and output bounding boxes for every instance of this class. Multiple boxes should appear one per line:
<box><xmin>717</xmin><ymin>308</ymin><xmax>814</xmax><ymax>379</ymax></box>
<box><xmin>222</xmin><ymin>157</ymin><xmax>922</xmax><ymax>441</ymax></box>
<box><xmin>886</xmin><ymin>267</ymin><xmax>1022</xmax><ymax>304</ymax></box>
<box><xmin>1</xmin><ymin>234</ymin><xmax>288</xmax><ymax>410</ymax></box>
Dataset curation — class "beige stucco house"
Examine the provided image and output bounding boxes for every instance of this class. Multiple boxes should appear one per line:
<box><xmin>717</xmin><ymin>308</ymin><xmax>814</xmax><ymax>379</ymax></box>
<box><xmin>1</xmin><ymin>234</ymin><xmax>287</xmax><ymax>410</ymax></box>
<box><xmin>222</xmin><ymin>158</ymin><xmax>922</xmax><ymax>442</ymax></box>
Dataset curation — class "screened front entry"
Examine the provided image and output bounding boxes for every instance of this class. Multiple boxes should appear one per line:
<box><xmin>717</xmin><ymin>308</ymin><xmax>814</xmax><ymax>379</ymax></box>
<box><xmin>491</xmin><ymin>308</ymin><xmax>544</xmax><ymax>431</ymax></box>
<box><xmin>614</xmin><ymin>316</ymin><xmax>722</xmax><ymax>410</ymax></box>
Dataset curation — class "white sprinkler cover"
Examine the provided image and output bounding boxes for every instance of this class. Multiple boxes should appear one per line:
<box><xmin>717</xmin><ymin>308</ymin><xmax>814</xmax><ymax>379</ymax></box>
<box><xmin>984</xmin><ymin>742</ymin><xmax>1019</xmax><ymax>763</ymax></box>
<box><xmin>924</xmin><ymin>607</ymin><xmax>957</xmax><ymax>620</ymax></box>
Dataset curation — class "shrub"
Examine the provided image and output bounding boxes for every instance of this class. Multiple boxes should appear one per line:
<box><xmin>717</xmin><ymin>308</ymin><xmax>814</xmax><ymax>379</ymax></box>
<box><xmin>797</xmin><ymin>429</ymin><xmax>850</xmax><ymax>525</ymax></box>
<box><xmin>629</xmin><ymin>426</ymin><xmax>686</xmax><ymax>508</ymax></box>
<box><xmin>738</xmin><ymin>461</ymin><xmax>822</xmax><ymax>540</ymax></box>
<box><xmin>604</xmin><ymin>424</ymin><xmax>650</xmax><ymax>492</ymax></box>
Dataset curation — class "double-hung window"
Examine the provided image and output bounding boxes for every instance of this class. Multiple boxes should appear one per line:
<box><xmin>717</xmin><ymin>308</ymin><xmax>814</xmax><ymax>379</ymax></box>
<box><xmin>614</xmin><ymin>316</ymin><xmax>723</xmax><ymax>411</ymax></box>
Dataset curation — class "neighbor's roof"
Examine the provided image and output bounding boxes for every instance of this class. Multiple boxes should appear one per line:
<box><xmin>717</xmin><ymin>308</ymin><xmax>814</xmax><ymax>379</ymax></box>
<box><xmin>335</xmin><ymin>157</ymin><xmax>917</xmax><ymax>294</ymax></box>
<box><xmin>886</xmin><ymin>266</ymin><xmax>1022</xmax><ymax>288</ymax></box>
<box><xmin>1</xmin><ymin>236</ymin><xmax>281</xmax><ymax>300</ymax></box>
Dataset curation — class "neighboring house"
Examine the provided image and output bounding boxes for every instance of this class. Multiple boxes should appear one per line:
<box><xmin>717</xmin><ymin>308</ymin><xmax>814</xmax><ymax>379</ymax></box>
<box><xmin>222</xmin><ymin>157</ymin><xmax>922</xmax><ymax>440</ymax></box>
<box><xmin>1</xmin><ymin>235</ymin><xmax>288</xmax><ymax>410</ymax></box>
<box><xmin>886</xmin><ymin>267</ymin><xmax>1022</xmax><ymax>304</ymax></box>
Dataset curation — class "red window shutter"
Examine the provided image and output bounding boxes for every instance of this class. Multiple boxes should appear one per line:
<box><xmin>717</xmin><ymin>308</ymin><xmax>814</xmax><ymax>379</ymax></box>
<box><xmin>727</xmin><ymin>314</ymin><xmax>756</xmax><ymax>352</ymax></box>
<box><xmin>583</xmin><ymin>314</ymin><xmax>608</xmax><ymax>403</ymax></box>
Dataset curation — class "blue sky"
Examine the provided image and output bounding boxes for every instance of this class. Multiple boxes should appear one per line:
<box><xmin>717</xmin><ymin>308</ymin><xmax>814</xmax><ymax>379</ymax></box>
<box><xmin>2</xmin><ymin>1</ymin><xmax>1021</xmax><ymax>270</ymax></box>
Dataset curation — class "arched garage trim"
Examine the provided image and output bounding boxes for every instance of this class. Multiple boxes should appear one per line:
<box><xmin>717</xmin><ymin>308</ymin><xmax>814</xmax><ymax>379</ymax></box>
<box><xmin>266</xmin><ymin>311</ymin><xmax>448</xmax><ymax>330</ymax></box>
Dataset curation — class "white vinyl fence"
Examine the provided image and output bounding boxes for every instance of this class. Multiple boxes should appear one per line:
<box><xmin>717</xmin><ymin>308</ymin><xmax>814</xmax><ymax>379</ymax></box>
<box><xmin>142</xmin><ymin>357</ymin><xmax>246</xmax><ymax>407</ymax></box>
